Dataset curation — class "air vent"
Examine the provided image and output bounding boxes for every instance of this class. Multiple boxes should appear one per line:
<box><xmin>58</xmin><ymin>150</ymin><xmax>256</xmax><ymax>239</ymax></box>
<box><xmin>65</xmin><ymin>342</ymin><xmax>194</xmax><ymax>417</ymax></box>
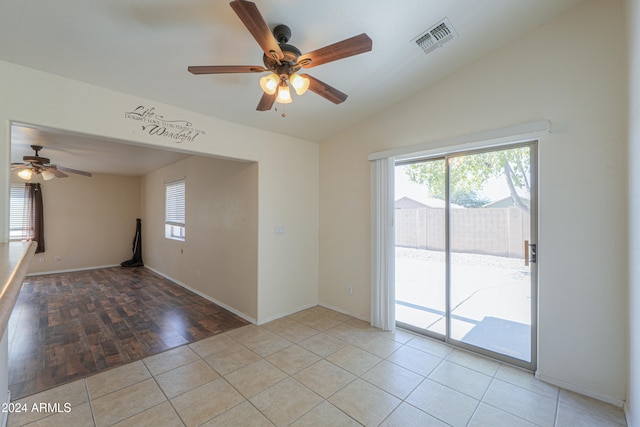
<box><xmin>412</xmin><ymin>18</ymin><xmax>456</xmax><ymax>54</ymax></box>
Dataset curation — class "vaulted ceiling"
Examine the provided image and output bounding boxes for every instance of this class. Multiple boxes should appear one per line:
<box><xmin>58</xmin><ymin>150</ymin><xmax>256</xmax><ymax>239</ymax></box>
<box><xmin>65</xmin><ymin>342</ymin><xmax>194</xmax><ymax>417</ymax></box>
<box><xmin>2</xmin><ymin>0</ymin><xmax>584</xmax><ymax>173</ymax></box>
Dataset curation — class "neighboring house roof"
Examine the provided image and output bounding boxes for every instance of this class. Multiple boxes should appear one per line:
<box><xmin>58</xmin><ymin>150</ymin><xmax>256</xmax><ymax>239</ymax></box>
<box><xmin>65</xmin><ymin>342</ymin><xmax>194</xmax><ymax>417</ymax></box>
<box><xmin>395</xmin><ymin>196</ymin><xmax>428</xmax><ymax>209</ymax></box>
<box><xmin>482</xmin><ymin>197</ymin><xmax>516</xmax><ymax>208</ymax></box>
<box><xmin>395</xmin><ymin>196</ymin><xmax>476</xmax><ymax>210</ymax></box>
<box><xmin>482</xmin><ymin>196</ymin><xmax>530</xmax><ymax>208</ymax></box>
<box><xmin>395</xmin><ymin>196</ymin><xmax>454</xmax><ymax>209</ymax></box>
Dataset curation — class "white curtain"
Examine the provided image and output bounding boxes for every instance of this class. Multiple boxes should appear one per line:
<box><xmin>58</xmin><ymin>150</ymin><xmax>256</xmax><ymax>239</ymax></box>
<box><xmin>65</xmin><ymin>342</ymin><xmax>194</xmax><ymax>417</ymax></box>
<box><xmin>370</xmin><ymin>156</ymin><xmax>395</xmax><ymax>331</ymax></box>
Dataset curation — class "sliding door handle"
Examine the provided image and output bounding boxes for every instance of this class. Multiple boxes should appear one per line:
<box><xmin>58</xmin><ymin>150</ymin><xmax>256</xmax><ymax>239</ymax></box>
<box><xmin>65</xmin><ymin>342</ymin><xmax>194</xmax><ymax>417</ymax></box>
<box><xmin>524</xmin><ymin>240</ymin><xmax>537</xmax><ymax>266</ymax></box>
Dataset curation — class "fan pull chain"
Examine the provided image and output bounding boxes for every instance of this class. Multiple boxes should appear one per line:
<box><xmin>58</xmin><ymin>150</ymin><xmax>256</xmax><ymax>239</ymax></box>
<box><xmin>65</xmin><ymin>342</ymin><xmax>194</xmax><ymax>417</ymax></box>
<box><xmin>275</xmin><ymin>104</ymin><xmax>287</xmax><ymax>118</ymax></box>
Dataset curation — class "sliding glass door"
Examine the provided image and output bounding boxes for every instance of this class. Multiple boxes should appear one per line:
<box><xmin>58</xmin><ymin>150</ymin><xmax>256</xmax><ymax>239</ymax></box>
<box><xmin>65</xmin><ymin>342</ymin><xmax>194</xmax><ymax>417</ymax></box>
<box><xmin>395</xmin><ymin>158</ymin><xmax>447</xmax><ymax>336</ymax></box>
<box><xmin>395</xmin><ymin>142</ymin><xmax>537</xmax><ymax>368</ymax></box>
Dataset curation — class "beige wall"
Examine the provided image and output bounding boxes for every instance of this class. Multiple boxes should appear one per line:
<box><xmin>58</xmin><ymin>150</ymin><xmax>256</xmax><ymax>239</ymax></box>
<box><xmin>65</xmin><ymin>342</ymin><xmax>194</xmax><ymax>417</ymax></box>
<box><xmin>11</xmin><ymin>172</ymin><xmax>141</xmax><ymax>274</ymax></box>
<box><xmin>320</xmin><ymin>0</ymin><xmax>627</xmax><ymax>404</ymax></box>
<box><xmin>141</xmin><ymin>156</ymin><xmax>259</xmax><ymax>321</ymax></box>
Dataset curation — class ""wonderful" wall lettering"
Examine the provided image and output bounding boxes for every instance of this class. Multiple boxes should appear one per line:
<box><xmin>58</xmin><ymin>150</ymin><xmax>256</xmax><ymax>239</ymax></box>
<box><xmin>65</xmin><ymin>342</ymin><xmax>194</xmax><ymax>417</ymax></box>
<box><xmin>124</xmin><ymin>105</ymin><xmax>206</xmax><ymax>143</ymax></box>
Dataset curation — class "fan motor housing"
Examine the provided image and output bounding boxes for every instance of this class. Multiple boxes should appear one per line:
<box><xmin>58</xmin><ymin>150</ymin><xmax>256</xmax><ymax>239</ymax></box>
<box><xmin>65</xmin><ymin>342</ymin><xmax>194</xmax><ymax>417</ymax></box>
<box><xmin>263</xmin><ymin>44</ymin><xmax>301</xmax><ymax>69</ymax></box>
<box><xmin>262</xmin><ymin>24</ymin><xmax>304</xmax><ymax>74</ymax></box>
<box><xmin>23</xmin><ymin>155</ymin><xmax>49</xmax><ymax>164</ymax></box>
<box><xmin>263</xmin><ymin>46</ymin><xmax>303</xmax><ymax>77</ymax></box>
<box><xmin>273</xmin><ymin>24</ymin><xmax>291</xmax><ymax>44</ymax></box>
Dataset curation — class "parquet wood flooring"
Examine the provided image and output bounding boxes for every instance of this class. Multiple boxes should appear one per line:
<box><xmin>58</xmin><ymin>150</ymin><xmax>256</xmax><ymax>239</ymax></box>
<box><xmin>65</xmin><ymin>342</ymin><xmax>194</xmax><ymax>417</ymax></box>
<box><xmin>7</xmin><ymin>267</ymin><xmax>249</xmax><ymax>399</ymax></box>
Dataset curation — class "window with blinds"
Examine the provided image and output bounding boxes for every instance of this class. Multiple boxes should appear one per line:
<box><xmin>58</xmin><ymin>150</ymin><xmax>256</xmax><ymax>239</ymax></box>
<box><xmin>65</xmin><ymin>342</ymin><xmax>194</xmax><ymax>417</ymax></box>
<box><xmin>165</xmin><ymin>179</ymin><xmax>185</xmax><ymax>241</ymax></box>
<box><xmin>9</xmin><ymin>183</ymin><xmax>27</xmax><ymax>241</ymax></box>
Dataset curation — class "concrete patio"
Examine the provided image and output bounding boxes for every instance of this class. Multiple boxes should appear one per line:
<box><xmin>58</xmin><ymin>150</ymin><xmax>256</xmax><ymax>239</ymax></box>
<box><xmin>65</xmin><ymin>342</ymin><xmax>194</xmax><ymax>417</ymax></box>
<box><xmin>395</xmin><ymin>247</ymin><xmax>532</xmax><ymax>362</ymax></box>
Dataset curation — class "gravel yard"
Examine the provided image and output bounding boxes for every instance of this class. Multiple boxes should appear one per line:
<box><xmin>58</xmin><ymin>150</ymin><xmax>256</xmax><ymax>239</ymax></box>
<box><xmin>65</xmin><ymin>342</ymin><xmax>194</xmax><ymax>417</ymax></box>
<box><xmin>396</xmin><ymin>247</ymin><xmax>527</xmax><ymax>270</ymax></box>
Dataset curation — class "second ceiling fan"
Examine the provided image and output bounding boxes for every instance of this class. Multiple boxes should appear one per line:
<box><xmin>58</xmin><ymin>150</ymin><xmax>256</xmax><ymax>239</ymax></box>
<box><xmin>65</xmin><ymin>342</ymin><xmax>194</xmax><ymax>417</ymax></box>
<box><xmin>188</xmin><ymin>0</ymin><xmax>373</xmax><ymax>112</ymax></box>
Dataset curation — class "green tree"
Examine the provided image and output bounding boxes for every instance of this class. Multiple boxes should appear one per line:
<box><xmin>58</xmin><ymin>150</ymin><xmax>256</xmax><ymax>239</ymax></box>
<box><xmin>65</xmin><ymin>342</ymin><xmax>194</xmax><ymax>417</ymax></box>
<box><xmin>405</xmin><ymin>147</ymin><xmax>530</xmax><ymax>210</ymax></box>
<box><xmin>450</xmin><ymin>190</ymin><xmax>490</xmax><ymax>208</ymax></box>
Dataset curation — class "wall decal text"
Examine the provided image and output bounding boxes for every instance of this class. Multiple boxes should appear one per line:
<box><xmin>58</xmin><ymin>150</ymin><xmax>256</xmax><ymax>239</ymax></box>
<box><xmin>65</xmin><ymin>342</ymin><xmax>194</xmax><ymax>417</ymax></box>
<box><xmin>124</xmin><ymin>105</ymin><xmax>205</xmax><ymax>143</ymax></box>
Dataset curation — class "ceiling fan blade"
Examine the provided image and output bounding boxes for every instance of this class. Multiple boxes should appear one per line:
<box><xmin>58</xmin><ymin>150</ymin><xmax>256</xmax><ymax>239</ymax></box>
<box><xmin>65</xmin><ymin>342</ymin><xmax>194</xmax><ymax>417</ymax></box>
<box><xmin>187</xmin><ymin>65</ymin><xmax>266</xmax><ymax>75</ymax></box>
<box><xmin>302</xmin><ymin>74</ymin><xmax>348</xmax><ymax>104</ymax></box>
<box><xmin>256</xmin><ymin>92</ymin><xmax>277</xmax><ymax>111</ymax></box>
<box><xmin>11</xmin><ymin>163</ymin><xmax>27</xmax><ymax>170</ymax></box>
<box><xmin>230</xmin><ymin>0</ymin><xmax>284</xmax><ymax>61</ymax></box>
<box><xmin>46</xmin><ymin>166</ymin><xmax>68</xmax><ymax>178</ymax></box>
<box><xmin>55</xmin><ymin>165</ymin><xmax>92</xmax><ymax>177</ymax></box>
<box><xmin>298</xmin><ymin>33</ymin><xmax>372</xmax><ymax>69</ymax></box>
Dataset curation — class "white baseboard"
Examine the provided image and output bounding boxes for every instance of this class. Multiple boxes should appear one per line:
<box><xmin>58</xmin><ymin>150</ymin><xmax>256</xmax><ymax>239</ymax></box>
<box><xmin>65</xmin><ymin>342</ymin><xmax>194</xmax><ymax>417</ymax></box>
<box><xmin>145</xmin><ymin>268</ymin><xmax>325</xmax><ymax>326</ymax></box>
<box><xmin>143</xmin><ymin>266</ymin><xmax>257</xmax><ymax>325</ymax></box>
<box><xmin>318</xmin><ymin>301</ymin><xmax>369</xmax><ymax>322</ymax></box>
<box><xmin>27</xmin><ymin>264</ymin><xmax>120</xmax><ymax>276</ymax></box>
<box><xmin>256</xmin><ymin>302</ymin><xmax>318</xmax><ymax>325</ymax></box>
<box><xmin>29</xmin><ymin>264</ymin><xmax>323</xmax><ymax>328</ymax></box>
<box><xmin>535</xmin><ymin>371</ymin><xmax>625</xmax><ymax>408</ymax></box>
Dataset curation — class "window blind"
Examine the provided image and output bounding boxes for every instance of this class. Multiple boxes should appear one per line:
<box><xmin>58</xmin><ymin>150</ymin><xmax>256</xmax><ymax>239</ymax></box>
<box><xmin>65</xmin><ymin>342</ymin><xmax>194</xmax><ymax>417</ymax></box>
<box><xmin>165</xmin><ymin>179</ymin><xmax>185</xmax><ymax>226</ymax></box>
<box><xmin>9</xmin><ymin>184</ymin><xmax>26</xmax><ymax>240</ymax></box>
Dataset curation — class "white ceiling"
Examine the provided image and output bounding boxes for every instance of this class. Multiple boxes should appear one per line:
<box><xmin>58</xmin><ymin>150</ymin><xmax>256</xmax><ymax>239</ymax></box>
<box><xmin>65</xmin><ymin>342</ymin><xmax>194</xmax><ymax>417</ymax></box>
<box><xmin>1</xmin><ymin>0</ymin><xmax>584</xmax><ymax>175</ymax></box>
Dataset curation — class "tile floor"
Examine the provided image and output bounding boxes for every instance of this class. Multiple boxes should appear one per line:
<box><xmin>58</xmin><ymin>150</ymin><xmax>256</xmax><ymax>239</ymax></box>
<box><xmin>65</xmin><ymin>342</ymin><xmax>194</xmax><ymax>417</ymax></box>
<box><xmin>7</xmin><ymin>306</ymin><xmax>627</xmax><ymax>427</ymax></box>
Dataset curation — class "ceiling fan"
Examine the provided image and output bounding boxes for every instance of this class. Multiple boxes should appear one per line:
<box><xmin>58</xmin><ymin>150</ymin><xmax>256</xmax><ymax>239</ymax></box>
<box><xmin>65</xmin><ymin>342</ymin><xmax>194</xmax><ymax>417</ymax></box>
<box><xmin>188</xmin><ymin>0</ymin><xmax>372</xmax><ymax>112</ymax></box>
<box><xmin>11</xmin><ymin>145</ymin><xmax>92</xmax><ymax>181</ymax></box>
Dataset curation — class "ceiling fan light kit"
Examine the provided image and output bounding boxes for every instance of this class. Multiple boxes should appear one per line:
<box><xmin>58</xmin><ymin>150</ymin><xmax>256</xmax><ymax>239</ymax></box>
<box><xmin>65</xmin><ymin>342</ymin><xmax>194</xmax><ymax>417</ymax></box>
<box><xmin>11</xmin><ymin>145</ymin><xmax>92</xmax><ymax>181</ymax></box>
<box><xmin>17</xmin><ymin>169</ymin><xmax>32</xmax><ymax>180</ymax></box>
<box><xmin>41</xmin><ymin>170</ymin><xmax>56</xmax><ymax>181</ymax></box>
<box><xmin>275</xmin><ymin>80</ymin><xmax>292</xmax><ymax>104</ymax></box>
<box><xmin>188</xmin><ymin>0</ymin><xmax>372</xmax><ymax>114</ymax></box>
<box><xmin>259</xmin><ymin>73</ymin><xmax>279</xmax><ymax>95</ymax></box>
<box><xmin>289</xmin><ymin>73</ymin><xmax>310</xmax><ymax>96</ymax></box>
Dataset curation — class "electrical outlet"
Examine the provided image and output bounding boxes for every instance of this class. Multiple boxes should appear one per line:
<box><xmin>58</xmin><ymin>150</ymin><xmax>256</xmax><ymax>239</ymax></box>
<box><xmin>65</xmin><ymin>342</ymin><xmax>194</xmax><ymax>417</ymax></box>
<box><xmin>55</xmin><ymin>256</ymin><xmax>61</xmax><ymax>262</ymax></box>
<box><xmin>39</xmin><ymin>257</ymin><xmax>45</xmax><ymax>263</ymax></box>
<box><xmin>348</xmin><ymin>285</ymin><xmax>353</xmax><ymax>295</ymax></box>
